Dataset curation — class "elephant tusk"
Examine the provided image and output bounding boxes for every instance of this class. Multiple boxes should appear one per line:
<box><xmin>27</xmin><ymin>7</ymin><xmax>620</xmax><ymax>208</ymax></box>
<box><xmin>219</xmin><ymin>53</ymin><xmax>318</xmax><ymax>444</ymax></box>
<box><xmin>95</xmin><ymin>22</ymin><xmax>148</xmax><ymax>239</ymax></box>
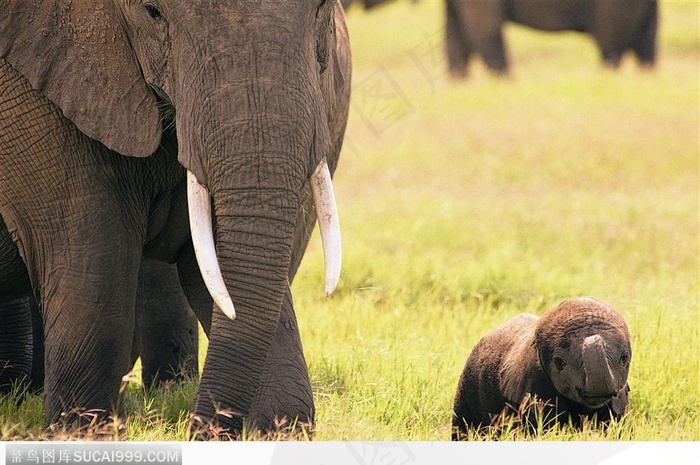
<box><xmin>310</xmin><ymin>158</ymin><xmax>341</xmax><ymax>296</ymax></box>
<box><xmin>186</xmin><ymin>171</ymin><xmax>236</xmax><ymax>319</ymax></box>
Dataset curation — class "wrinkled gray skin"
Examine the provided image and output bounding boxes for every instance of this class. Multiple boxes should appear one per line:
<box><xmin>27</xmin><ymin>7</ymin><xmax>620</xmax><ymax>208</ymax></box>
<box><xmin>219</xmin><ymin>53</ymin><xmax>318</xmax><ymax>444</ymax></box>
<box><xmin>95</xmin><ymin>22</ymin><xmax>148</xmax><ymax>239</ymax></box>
<box><xmin>0</xmin><ymin>0</ymin><xmax>351</xmax><ymax>437</ymax></box>
<box><xmin>452</xmin><ymin>297</ymin><xmax>632</xmax><ymax>440</ymax></box>
<box><xmin>445</xmin><ymin>0</ymin><xmax>658</xmax><ymax>77</ymax></box>
<box><xmin>0</xmin><ymin>217</ymin><xmax>43</xmax><ymax>395</ymax></box>
<box><xmin>0</xmin><ymin>234</ymin><xmax>198</xmax><ymax>395</ymax></box>
<box><xmin>1</xmin><ymin>213</ymin><xmax>198</xmax><ymax>392</ymax></box>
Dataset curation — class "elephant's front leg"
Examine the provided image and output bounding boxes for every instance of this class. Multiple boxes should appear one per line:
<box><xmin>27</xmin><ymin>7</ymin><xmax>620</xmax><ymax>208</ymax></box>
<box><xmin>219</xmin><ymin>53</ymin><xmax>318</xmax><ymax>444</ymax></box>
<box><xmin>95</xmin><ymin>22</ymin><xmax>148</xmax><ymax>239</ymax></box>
<box><xmin>247</xmin><ymin>286</ymin><xmax>314</xmax><ymax>434</ymax></box>
<box><xmin>33</xmin><ymin>229</ymin><xmax>143</xmax><ymax>425</ymax></box>
<box><xmin>445</xmin><ymin>0</ymin><xmax>473</xmax><ymax>78</ymax></box>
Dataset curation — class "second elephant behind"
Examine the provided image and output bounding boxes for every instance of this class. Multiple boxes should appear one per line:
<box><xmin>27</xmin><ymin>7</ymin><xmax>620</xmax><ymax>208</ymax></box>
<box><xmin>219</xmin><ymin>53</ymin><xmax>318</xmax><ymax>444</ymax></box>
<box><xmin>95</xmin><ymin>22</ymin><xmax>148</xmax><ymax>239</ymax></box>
<box><xmin>445</xmin><ymin>0</ymin><xmax>658</xmax><ymax>77</ymax></box>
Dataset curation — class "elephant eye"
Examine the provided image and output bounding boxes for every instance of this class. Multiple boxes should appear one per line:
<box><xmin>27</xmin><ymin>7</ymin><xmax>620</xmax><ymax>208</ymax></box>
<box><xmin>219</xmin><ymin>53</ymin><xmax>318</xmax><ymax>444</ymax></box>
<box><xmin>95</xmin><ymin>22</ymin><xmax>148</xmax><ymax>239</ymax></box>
<box><xmin>620</xmin><ymin>353</ymin><xmax>629</xmax><ymax>366</ymax></box>
<box><xmin>144</xmin><ymin>3</ymin><xmax>163</xmax><ymax>20</ymax></box>
<box><xmin>553</xmin><ymin>356</ymin><xmax>567</xmax><ymax>371</ymax></box>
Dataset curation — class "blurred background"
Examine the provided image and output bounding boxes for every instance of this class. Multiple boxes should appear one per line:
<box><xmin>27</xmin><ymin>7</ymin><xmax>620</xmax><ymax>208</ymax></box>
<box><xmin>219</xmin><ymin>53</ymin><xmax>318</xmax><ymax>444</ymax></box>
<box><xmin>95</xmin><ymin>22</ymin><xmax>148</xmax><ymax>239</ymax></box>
<box><xmin>290</xmin><ymin>0</ymin><xmax>699</xmax><ymax>440</ymax></box>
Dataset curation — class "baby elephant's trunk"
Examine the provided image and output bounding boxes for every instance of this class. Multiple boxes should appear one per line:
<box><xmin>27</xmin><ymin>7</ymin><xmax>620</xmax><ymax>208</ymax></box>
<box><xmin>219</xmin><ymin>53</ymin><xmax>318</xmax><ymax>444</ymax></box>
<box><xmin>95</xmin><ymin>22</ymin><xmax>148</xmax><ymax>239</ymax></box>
<box><xmin>582</xmin><ymin>334</ymin><xmax>617</xmax><ymax>397</ymax></box>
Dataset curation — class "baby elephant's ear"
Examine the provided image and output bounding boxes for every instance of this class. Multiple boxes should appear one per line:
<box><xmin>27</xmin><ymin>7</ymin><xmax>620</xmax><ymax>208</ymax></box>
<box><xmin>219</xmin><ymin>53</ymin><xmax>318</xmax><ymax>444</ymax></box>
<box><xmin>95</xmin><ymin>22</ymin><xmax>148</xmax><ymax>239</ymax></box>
<box><xmin>0</xmin><ymin>0</ymin><xmax>161</xmax><ymax>157</ymax></box>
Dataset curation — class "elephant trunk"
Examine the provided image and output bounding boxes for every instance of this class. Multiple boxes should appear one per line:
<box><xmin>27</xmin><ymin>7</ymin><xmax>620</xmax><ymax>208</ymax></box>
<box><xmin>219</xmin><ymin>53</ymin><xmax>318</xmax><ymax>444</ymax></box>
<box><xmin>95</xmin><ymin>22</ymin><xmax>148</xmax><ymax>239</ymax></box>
<box><xmin>582</xmin><ymin>334</ymin><xmax>616</xmax><ymax>397</ymax></box>
<box><xmin>178</xmin><ymin>66</ymin><xmax>337</xmax><ymax>431</ymax></box>
<box><xmin>192</xmin><ymin>178</ymin><xmax>302</xmax><ymax>432</ymax></box>
<box><xmin>186</xmin><ymin>158</ymin><xmax>340</xmax><ymax>319</ymax></box>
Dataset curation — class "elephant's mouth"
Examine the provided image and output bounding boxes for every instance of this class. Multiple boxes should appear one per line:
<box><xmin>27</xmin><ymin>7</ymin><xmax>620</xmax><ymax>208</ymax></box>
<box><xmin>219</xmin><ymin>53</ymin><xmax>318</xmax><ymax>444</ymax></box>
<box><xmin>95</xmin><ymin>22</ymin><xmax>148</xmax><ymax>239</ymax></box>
<box><xmin>186</xmin><ymin>158</ymin><xmax>341</xmax><ymax>319</ymax></box>
<box><xmin>576</xmin><ymin>387</ymin><xmax>616</xmax><ymax>408</ymax></box>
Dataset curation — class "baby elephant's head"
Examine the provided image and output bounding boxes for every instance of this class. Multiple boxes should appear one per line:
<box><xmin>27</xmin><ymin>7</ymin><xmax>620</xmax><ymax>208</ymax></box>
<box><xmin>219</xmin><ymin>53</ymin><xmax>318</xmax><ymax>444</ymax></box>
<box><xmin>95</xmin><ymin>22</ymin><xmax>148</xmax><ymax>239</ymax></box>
<box><xmin>535</xmin><ymin>297</ymin><xmax>632</xmax><ymax>409</ymax></box>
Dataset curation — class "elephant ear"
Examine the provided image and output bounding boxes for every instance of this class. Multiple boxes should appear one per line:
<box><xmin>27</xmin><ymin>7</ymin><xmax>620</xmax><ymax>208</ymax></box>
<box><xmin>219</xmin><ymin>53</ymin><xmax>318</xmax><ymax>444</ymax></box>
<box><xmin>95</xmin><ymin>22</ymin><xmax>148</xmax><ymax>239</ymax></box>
<box><xmin>315</xmin><ymin>0</ymin><xmax>336</xmax><ymax>74</ymax></box>
<box><xmin>319</xmin><ymin>3</ymin><xmax>350</xmax><ymax>146</ymax></box>
<box><xmin>0</xmin><ymin>0</ymin><xmax>161</xmax><ymax>157</ymax></box>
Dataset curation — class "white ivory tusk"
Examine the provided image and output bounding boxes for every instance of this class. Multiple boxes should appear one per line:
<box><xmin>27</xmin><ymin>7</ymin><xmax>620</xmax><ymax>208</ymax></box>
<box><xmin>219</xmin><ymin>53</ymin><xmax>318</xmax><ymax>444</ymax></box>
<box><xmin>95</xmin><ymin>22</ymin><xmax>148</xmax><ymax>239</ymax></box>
<box><xmin>186</xmin><ymin>171</ymin><xmax>236</xmax><ymax>319</ymax></box>
<box><xmin>310</xmin><ymin>158</ymin><xmax>341</xmax><ymax>296</ymax></box>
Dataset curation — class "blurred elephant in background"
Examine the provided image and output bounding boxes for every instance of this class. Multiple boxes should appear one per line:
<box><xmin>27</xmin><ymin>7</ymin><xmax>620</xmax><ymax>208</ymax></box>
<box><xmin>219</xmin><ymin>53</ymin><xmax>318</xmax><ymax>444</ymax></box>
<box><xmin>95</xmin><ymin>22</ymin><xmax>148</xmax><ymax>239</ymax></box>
<box><xmin>445</xmin><ymin>0</ymin><xmax>658</xmax><ymax>77</ymax></box>
<box><xmin>1</xmin><ymin>0</ymin><xmax>351</xmax><ymax>437</ymax></box>
<box><xmin>342</xmin><ymin>0</ymin><xmax>420</xmax><ymax>11</ymax></box>
<box><xmin>341</xmin><ymin>0</ymin><xmax>394</xmax><ymax>10</ymax></box>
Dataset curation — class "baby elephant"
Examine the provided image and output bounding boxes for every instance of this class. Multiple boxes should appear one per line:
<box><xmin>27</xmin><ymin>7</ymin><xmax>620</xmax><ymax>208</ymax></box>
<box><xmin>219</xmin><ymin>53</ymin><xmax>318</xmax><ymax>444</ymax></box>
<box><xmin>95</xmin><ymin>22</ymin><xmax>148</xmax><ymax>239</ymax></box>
<box><xmin>452</xmin><ymin>297</ymin><xmax>631</xmax><ymax>439</ymax></box>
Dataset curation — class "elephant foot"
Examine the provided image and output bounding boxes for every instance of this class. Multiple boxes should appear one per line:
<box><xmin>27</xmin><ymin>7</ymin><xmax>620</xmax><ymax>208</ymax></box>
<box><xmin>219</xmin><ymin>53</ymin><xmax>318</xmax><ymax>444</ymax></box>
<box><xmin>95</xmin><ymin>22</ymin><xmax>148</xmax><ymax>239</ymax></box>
<box><xmin>602</xmin><ymin>55</ymin><xmax>622</xmax><ymax>70</ymax></box>
<box><xmin>448</xmin><ymin>67</ymin><xmax>469</xmax><ymax>80</ymax></box>
<box><xmin>188</xmin><ymin>415</ymin><xmax>243</xmax><ymax>441</ymax></box>
<box><xmin>48</xmin><ymin>408</ymin><xmax>126</xmax><ymax>439</ymax></box>
<box><xmin>189</xmin><ymin>287</ymin><xmax>314</xmax><ymax>440</ymax></box>
<box><xmin>486</xmin><ymin>65</ymin><xmax>510</xmax><ymax>77</ymax></box>
<box><xmin>188</xmin><ymin>413</ymin><xmax>314</xmax><ymax>441</ymax></box>
<box><xmin>637</xmin><ymin>61</ymin><xmax>656</xmax><ymax>72</ymax></box>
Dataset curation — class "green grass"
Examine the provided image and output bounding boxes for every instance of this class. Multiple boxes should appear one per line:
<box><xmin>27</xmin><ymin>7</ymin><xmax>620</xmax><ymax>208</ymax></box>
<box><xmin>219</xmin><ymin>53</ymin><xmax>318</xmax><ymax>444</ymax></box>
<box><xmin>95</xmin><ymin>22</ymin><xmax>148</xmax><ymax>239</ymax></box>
<box><xmin>2</xmin><ymin>0</ymin><xmax>698</xmax><ymax>441</ymax></box>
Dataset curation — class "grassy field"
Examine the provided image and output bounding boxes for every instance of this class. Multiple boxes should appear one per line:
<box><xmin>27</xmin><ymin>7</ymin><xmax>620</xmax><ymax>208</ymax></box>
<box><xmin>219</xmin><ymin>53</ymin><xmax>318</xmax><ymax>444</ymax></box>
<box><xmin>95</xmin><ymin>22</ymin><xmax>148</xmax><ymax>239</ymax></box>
<box><xmin>1</xmin><ymin>0</ymin><xmax>698</xmax><ymax>441</ymax></box>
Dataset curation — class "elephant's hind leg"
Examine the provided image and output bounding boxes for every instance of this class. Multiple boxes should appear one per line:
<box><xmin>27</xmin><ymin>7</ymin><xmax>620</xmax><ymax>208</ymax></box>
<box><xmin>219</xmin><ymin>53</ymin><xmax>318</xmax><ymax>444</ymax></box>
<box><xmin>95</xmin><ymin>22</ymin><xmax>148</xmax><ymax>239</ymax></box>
<box><xmin>133</xmin><ymin>257</ymin><xmax>199</xmax><ymax>389</ymax></box>
<box><xmin>0</xmin><ymin>217</ymin><xmax>38</xmax><ymax>397</ymax></box>
<box><xmin>0</xmin><ymin>296</ymin><xmax>34</xmax><ymax>396</ymax></box>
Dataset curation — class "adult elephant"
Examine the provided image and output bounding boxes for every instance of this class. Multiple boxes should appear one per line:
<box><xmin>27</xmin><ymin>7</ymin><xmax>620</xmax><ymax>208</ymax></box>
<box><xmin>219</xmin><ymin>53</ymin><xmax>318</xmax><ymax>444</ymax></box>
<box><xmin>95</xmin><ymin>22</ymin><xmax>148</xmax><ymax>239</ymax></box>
<box><xmin>0</xmin><ymin>0</ymin><xmax>351</xmax><ymax>437</ymax></box>
<box><xmin>445</xmin><ymin>0</ymin><xmax>658</xmax><ymax>77</ymax></box>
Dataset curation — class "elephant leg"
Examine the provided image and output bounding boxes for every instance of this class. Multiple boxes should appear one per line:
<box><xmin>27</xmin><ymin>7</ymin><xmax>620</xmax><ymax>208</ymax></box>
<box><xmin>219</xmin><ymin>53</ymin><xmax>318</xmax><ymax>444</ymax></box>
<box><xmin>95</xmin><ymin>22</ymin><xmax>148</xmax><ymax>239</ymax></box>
<box><xmin>445</xmin><ymin>0</ymin><xmax>472</xmax><ymax>78</ymax></box>
<box><xmin>472</xmin><ymin>26</ymin><xmax>509</xmax><ymax>75</ymax></box>
<box><xmin>34</xmin><ymin>235</ymin><xmax>142</xmax><ymax>425</ymax></box>
<box><xmin>598</xmin><ymin>48</ymin><xmax>623</xmax><ymax>69</ymax></box>
<box><xmin>0</xmin><ymin>216</ymin><xmax>40</xmax><ymax>396</ymax></box>
<box><xmin>631</xmin><ymin>4</ymin><xmax>657</xmax><ymax>68</ymax></box>
<box><xmin>134</xmin><ymin>257</ymin><xmax>199</xmax><ymax>389</ymax></box>
<box><xmin>455</xmin><ymin>1</ymin><xmax>509</xmax><ymax>74</ymax></box>
<box><xmin>247</xmin><ymin>286</ymin><xmax>314</xmax><ymax>434</ymax></box>
<box><xmin>0</xmin><ymin>295</ymin><xmax>43</xmax><ymax>397</ymax></box>
<box><xmin>0</xmin><ymin>296</ymin><xmax>34</xmax><ymax>396</ymax></box>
